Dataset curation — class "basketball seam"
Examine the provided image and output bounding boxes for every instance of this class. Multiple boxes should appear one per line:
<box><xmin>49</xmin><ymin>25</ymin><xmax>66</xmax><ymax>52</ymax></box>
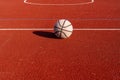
<box><xmin>58</xmin><ymin>20</ymin><xmax>62</xmax><ymax>28</ymax></box>
<box><xmin>55</xmin><ymin>31</ymin><xmax>68</xmax><ymax>38</ymax></box>
<box><xmin>60</xmin><ymin>20</ymin><xmax>66</xmax><ymax>38</ymax></box>
<box><xmin>58</xmin><ymin>20</ymin><xmax>63</xmax><ymax>38</ymax></box>
<box><xmin>63</xmin><ymin>24</ymin><xmax>72</xmax><ymax>28</ymax></box>
<box><xmin>54</xmin><ymin>27</ymin><xmax>72</xmax><ymax>32</ymax></box>
<box><xmin>62</xmin><ymin>20</ymin><xmax>66</xmax><ymax>27</ymax></box>
<box><xmin>62</xmin><ymin>31</ymin><xmax>68</xmax><ymax>38</ymax></box>
<box><xmin>62</xmin><ymin>29</ymin><xmax>73</xmax><ymax>32</ymax></box>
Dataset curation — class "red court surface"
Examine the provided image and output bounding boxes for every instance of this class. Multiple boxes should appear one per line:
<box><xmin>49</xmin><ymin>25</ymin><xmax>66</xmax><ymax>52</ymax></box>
<box><xmin>0</xmin><ymin>0</ymin><xmax>120</xmax><ymax>80</ymax></box>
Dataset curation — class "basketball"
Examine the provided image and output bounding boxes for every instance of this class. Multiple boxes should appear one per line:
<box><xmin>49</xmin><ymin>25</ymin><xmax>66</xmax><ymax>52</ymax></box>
<box><xmin>54</xmin><ymin>19</ymin><xmax>73</xmax><ymax>39</ymax></box>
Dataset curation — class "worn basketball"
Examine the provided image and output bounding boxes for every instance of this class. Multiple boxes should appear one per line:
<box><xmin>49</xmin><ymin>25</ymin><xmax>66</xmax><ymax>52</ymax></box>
<box><xmin>54</xmin><ymin>19</ymin><xmax>73</xmax><ymax>39</ymax></box>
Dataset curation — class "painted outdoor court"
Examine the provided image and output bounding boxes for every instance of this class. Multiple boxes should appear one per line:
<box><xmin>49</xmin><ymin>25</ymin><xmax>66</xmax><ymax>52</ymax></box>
<box><xmin>0</xmin><ymin>0</ymin><xmax>120</xmax><ymax>80</ymax></box>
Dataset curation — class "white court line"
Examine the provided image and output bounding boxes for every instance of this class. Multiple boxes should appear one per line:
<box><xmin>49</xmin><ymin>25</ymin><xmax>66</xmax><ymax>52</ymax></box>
<box><xmin>0</xmin><ymin>28</ymin><xmax>120</xmax><ymax>30</ymax></box>
<box><xmin>24</xmin><ymin>0</ymin><xmax>94</xmax><ymax>6</ymax></box>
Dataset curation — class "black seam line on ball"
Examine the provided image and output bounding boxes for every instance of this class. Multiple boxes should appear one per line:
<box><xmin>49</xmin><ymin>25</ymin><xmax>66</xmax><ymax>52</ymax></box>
<box><xmin>54</xmin><ymin>27</ymin><xmax>63</xmax><ymax>32</ymax></box>
<box><xmin>62</xmin><ymin>31</ymin><xmax>68</xmax><ymax>38</ymax></box>
<box><xmin>63</xmin><ymin>24</ymin><xmax>72</xmax><ymax>28</ymax></box>
<box><xmin>58</xmin><ymin>20</ymin><xmax>62</xmax><ymax>28</ymax></box>
<box><xmin>60</xmin><ymin>31</ymin><xmax>62</xmax><ymax>38</ymax></box>
<box><xmin>54</xmin><ymin>27</ymin><xmax>72</xmax><ymax>32</ymax></box>
<box><xmin>54</xmin><ymin>27</ymin><xmax>60</xmax><ymax>30</ymax></box>
<box><xmin>62</xmin><ymin>20</ymin><xmax>66</xmax><ymax>27</ymax></box>
<box><xmin>62</xmin><ymin>29</ymin><xmax>73</xmax><ymax>32</ymax></box>
<box><xmin>61</xmin><ymin>20</ymin><xmax>66</xmax><ymax>38</ymax></box>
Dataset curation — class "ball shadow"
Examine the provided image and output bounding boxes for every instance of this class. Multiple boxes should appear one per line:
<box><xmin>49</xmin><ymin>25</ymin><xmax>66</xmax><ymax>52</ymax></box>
<box><xmin>33</xmin><ymin>31</ymin><xmax>59</xmax><ymax>39</ymax></box>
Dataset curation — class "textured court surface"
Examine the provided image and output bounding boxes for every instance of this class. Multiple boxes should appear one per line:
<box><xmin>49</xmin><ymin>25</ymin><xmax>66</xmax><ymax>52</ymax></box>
<box><xmin>0</xmin><ymin>0</ymin><xmax>120</xmax><ymax>80</ymax></box>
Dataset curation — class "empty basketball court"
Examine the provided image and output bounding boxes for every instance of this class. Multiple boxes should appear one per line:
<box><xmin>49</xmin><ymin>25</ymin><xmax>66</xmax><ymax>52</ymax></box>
<box><xmin>0</xmin><ymin>0</ymin><xmax>120</xmax><ymax>80</ymax></box>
